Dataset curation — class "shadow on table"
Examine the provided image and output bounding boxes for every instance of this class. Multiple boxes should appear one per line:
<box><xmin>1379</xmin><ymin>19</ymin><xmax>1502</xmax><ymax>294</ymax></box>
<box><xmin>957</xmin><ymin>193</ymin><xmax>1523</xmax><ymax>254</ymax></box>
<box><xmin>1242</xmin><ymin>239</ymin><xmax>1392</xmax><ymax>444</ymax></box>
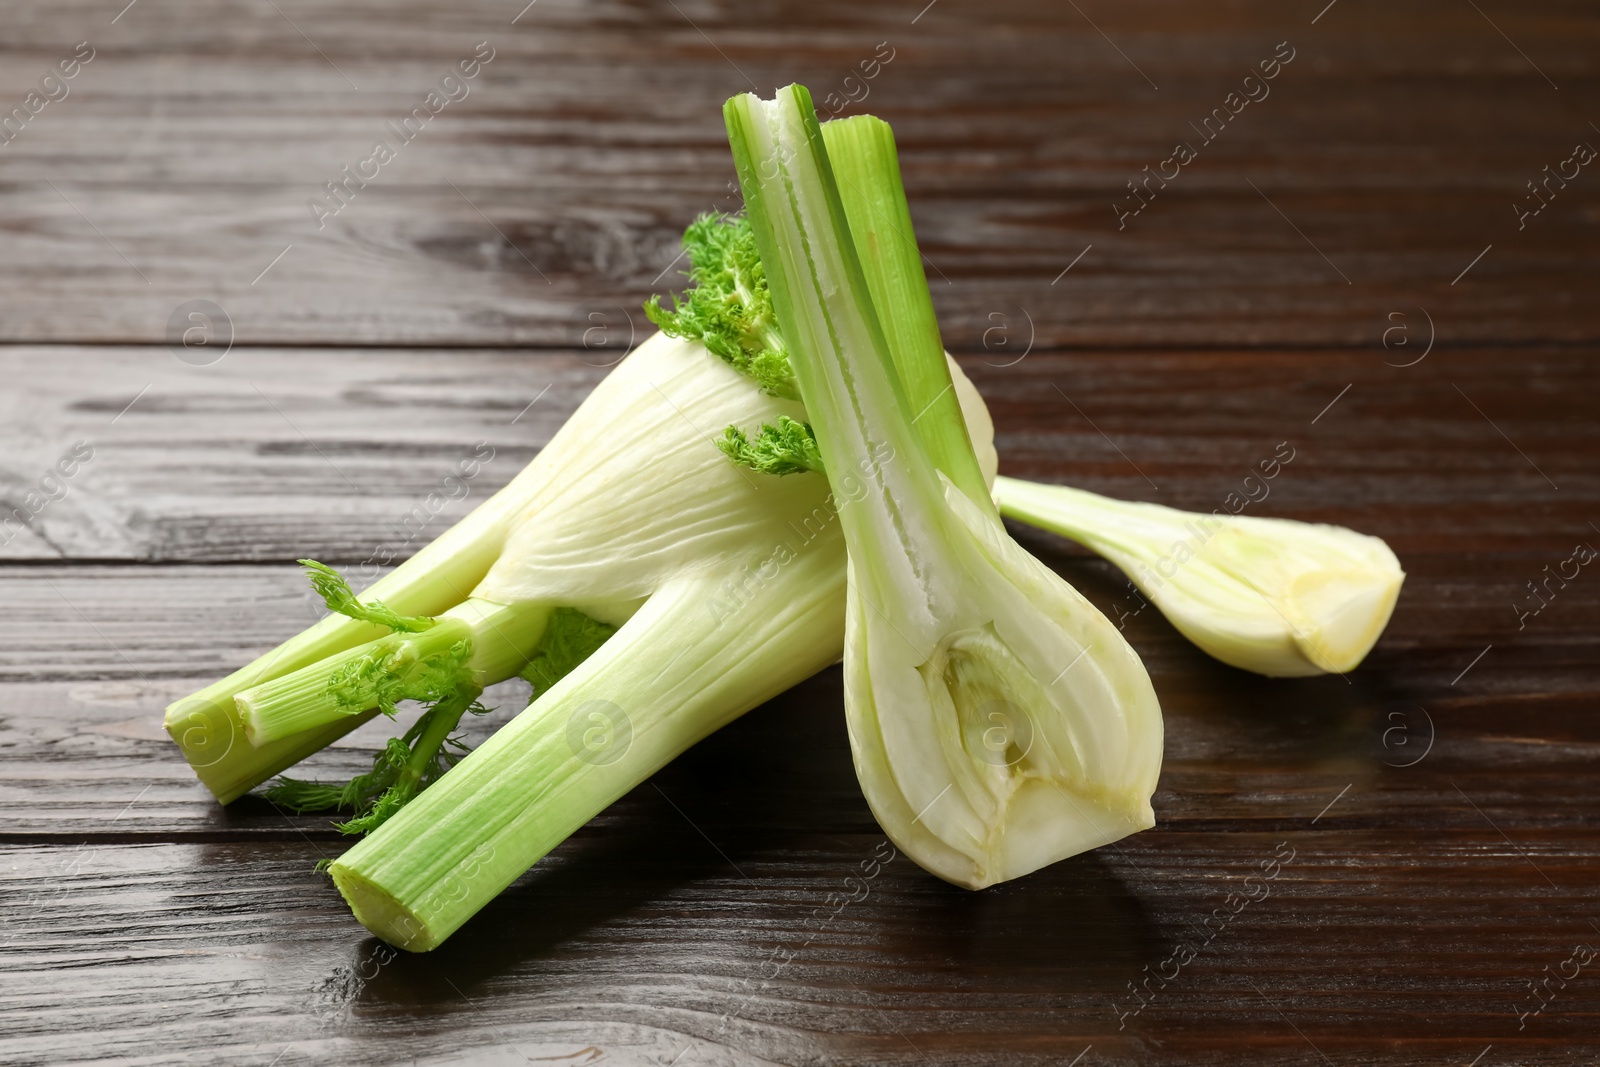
<box><xmin>881</xmin><ymin>850</ymin><xmax>1162</xmax><ymax>980</ymax></box>
<box><xmin>344</xmin><ymin>674</ymin><xmax>1164</xmax><ymax>1016</ymax></box>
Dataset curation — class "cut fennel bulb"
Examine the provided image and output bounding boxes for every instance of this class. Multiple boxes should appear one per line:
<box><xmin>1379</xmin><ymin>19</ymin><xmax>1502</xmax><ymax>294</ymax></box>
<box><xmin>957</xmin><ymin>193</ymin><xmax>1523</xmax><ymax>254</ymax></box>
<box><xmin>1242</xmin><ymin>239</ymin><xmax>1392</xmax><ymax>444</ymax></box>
<box><xmin>994</xmin><ymin>477</ymin><xmax>1405</xmax><ymax>676</ymax></box>
<box><xmin>725</xmin><ymin>86</ymin><xmax>1163</xmax><ymax>890</ymax></box>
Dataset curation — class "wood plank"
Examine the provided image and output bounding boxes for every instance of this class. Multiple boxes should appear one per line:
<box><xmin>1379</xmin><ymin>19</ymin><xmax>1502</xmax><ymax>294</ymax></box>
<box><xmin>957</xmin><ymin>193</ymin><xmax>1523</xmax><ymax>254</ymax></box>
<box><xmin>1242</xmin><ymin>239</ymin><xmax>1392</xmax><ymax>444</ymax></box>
<box><xmin>3</xmin><ymin>828</ymin><xmax>1597</xmax><ymax>1064</ymax></box>
<box><xmin>1</xmin><ymin>345</ymin><xmax>1594</xmax><ymax>562</ymax></box>
<box><xmin>0</xmin><ymin>1</ymin><xmax>1595</xmax><ymax>346</ymax></box>
<box><xmin>0</xmin><ymin>346</ymin><xmax>592</xmax><ymax>562</ymax></box>
<box><xmin>13</xmin><ymin>590</ymin><xmax>1600</xmax><ymax>1061</ymax></box>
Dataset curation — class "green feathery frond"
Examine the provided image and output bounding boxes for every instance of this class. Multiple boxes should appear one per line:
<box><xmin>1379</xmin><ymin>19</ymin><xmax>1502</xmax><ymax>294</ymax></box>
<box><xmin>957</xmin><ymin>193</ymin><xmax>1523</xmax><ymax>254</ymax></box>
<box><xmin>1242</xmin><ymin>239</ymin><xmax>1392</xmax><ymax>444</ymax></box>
<box><xmin>327</xmin><ymin>637</ymin><xmax>474</xmax><ymax>718</ymax></box>
<box><xmin>645</xmin><ymin>213</ymin><xmax>797</xmax><ymax>399</ymax></box>
<box><xmin>716</xmin><ymin>416</ymin><xmax>823</xmax><ymax>476</ymax></box>
<box><xmin>519</xmin><ymin>607</ymin><xmax>618</xmax><ymax>702</ymax></box>
<box><xmin>300</xmin><ymin>559</ymin><xmax>435</xmax><ymax>633</ymax></box>
<box><xmin>265</xmin><ymin>566</ymin><xmax>484</xmax><ymax>835</ymax></box>
<box><xmin>265</xmin><ymin>685</ymin><xmax>489</xmax><ymax>835</ymax></box>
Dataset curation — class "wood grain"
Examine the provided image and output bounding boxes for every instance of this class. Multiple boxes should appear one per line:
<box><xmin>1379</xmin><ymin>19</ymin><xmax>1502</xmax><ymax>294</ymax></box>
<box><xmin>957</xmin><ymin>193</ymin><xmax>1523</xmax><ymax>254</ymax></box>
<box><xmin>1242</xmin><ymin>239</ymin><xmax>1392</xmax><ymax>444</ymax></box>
<box><xmin>2</xmin><ymin>503</ymin><xmax>1597</xmax><ymax>1061</ymax></box>
<box><xmin>4</xmin><ymin>0</ymin><xmax>1600</xmax><ymax>1062</ymax></box>
<box><xmin>0</xmin><ymin>0</ymin><xmax>1595</xmax><ymax>347</ymax></box>
<box><xmin>4</xmin><ymin>544</ymin><xmax>1596</xmax><ymax>838</ymax></box>
<box><xmin>2</xmin><ymin>829</ymin><xmax>1597</xmax><ymax>1066</ymax></box>
<box><xmin>0</xmin><ymin>345</ymin><xmax>1592</xmax><ymax>562</ymax></box>
<box><xmin>4</xmin><ymin>723</ymin><xmax>1600</xmax><ymax>1065</ymax></box>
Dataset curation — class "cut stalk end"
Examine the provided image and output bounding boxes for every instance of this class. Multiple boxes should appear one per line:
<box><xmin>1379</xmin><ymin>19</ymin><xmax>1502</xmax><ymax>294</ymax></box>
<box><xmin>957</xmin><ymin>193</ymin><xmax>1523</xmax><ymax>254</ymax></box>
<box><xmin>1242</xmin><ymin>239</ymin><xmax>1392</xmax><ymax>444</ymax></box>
<box><xmin>328</xmin><ymin>861</ymin><xmax>440</xmax><ymax>951</ymax></box>
<box><xmin>165</xmin><ymin>500</ymin><xmax>515</xmax><ymax>804</ymax></box>
<box><xmin>165</xmin><ymin>689</ymin><xmax>381</xmax><ymax>805</ymax></box>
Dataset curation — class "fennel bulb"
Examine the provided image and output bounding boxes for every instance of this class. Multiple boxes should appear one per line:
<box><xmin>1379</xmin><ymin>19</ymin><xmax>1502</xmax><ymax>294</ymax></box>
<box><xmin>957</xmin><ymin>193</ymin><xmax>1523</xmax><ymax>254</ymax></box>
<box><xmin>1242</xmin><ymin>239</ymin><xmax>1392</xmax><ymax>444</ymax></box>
<box><xmin>164</xmin><ymin>204</ymin><xmax>993</xmax><ymax>814</ymax></box>
<box><xmin>322</xmin><ymin>331</ymin><xmax>999</xmax><ymax>948</ymax></box>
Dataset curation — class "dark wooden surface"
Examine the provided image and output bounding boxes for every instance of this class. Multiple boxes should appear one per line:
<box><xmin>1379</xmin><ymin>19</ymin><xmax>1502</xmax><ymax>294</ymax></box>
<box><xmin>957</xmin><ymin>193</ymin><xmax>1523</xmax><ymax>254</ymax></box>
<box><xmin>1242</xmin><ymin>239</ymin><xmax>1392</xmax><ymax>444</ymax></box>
<box><xmin>3</xmin><ymin>0</ymin><xmax>1598</xmax><ymax>1063</ymax></box>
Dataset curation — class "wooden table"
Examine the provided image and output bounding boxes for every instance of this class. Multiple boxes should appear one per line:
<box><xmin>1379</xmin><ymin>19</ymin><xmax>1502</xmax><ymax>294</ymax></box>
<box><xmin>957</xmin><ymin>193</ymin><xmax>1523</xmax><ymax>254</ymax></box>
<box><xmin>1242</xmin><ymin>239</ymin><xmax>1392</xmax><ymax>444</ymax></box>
<box><xmin>3</xmin><ymin>1</ymin><xmax>1596</xmax><ymax>1063</ymax></box>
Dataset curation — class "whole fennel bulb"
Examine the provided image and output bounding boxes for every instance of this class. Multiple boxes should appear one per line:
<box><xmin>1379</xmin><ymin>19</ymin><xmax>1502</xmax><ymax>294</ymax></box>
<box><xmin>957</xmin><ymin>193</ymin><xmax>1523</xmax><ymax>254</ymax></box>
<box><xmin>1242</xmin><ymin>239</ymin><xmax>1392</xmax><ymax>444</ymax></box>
<box><xmin>314</xmin><ymin>328</ymin><xmax>1002</xmax><ymax>949</ymax></box>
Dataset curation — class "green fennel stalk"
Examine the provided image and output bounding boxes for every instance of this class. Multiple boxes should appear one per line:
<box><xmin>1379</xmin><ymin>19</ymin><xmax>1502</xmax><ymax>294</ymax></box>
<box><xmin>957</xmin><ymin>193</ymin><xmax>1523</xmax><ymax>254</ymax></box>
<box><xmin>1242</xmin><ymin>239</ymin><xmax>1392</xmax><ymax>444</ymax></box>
<box><xmin>163</xmin><ymin>504</ymin><xmax>514</xmax><ymax>804</ymax></box>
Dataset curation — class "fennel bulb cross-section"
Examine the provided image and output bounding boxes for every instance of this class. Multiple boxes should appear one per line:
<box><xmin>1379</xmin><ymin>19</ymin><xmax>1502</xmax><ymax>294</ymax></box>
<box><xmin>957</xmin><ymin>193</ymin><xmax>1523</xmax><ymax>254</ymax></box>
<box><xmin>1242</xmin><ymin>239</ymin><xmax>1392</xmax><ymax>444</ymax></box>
<box><xmin>726</xmin><ymin>85</ymin><xmax>1163</xmax><ymax>890</ymax></box>
<box><xmin>994</xmin><ymin>478</ymin><xmax>1405</xmax><ymax>677</ymax></box>
<box><xmin>845</xmin><ymin>473</ymin><xmax>1164</xmax><ymax>887</ymax></box>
